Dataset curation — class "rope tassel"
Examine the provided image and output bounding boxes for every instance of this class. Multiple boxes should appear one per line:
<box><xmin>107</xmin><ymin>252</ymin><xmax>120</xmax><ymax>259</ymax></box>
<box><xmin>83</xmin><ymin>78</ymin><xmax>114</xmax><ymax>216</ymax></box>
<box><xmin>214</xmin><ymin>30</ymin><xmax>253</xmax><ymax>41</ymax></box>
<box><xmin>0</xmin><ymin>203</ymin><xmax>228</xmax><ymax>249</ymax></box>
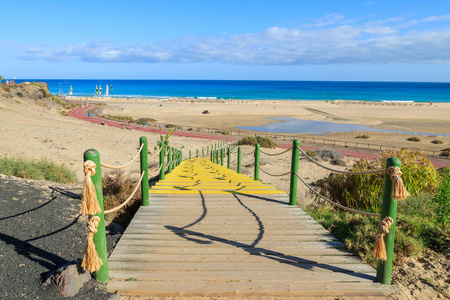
<box><xmin>81</xmin><ymin>216</ymin><xmax>103</xmax><ymax>273</ymax></box>
<box><xmin>387</xmin><ymin>166</ymin><xmax>410</xmax><ymax>200</ymax></box>
<box><xmin>82</xmin><ymin>160</ymin><xmax>101</xmax><ymax>215</ymax></box>
<box><xmin>373</xmin><ymin>216</ymin><xmax>394</xmax><ymax>261</ymax></box>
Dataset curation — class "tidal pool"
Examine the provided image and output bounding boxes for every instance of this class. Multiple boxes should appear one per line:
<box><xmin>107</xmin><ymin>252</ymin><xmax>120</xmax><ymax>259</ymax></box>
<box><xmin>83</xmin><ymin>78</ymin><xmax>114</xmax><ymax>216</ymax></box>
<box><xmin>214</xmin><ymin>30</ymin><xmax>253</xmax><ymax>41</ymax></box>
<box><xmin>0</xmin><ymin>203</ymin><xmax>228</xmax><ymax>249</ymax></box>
<box><xmin>238</xmin><ymin>117</ymin><xmax>388</xmax><ymax>134</ymax></box>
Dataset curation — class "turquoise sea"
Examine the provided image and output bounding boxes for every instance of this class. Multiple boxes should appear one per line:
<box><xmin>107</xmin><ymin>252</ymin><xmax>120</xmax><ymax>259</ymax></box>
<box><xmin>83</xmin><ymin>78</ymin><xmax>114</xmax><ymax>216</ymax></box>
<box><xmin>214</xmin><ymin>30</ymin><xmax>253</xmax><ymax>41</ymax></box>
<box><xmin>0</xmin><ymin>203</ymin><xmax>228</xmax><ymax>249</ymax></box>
<box><xmin>17</xmin><ymin>79</ymin><xmax>450</xmax><ymax>103</ymax></box>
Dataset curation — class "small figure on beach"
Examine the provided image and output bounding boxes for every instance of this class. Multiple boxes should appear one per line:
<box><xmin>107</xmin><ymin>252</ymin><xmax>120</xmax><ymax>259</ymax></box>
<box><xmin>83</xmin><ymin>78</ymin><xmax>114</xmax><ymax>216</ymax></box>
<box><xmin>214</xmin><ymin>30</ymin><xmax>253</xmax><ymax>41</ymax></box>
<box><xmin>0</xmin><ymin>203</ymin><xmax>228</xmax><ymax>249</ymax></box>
<box><xmin>101</xmin><ymin>121</ymin><xmax>105</xmax><ymax>126</ymax></box>
<box><xmin>87</xmin><ymin>113</ymin><xmax>90</xmax><ymax>118</ymax></box>
<box><xmin>143</xmin><ymin>122</ymin><xmax>146</xmax><ymax>128</ymax></box>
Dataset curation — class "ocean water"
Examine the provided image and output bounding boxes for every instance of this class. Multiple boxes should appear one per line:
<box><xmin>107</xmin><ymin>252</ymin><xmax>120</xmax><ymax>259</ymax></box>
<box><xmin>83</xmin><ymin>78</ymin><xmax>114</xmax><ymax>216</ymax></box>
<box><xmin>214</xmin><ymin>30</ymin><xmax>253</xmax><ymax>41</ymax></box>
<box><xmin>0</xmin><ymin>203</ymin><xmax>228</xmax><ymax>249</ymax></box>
<box><xmin>17</xmin><ymin>79</ymin><xmax>450</xmax><ymax>102</ymax></box>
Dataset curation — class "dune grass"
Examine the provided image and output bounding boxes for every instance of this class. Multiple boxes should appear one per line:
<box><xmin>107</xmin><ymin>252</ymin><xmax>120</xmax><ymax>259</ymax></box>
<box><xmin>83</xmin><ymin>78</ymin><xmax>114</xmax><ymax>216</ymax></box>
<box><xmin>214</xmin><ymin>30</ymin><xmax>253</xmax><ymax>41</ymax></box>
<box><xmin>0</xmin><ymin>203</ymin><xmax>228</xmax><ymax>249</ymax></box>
<box><xmin>0</xmin><ymin>156</ymin><xmax>77</xmax><ymax>183</ymax></box>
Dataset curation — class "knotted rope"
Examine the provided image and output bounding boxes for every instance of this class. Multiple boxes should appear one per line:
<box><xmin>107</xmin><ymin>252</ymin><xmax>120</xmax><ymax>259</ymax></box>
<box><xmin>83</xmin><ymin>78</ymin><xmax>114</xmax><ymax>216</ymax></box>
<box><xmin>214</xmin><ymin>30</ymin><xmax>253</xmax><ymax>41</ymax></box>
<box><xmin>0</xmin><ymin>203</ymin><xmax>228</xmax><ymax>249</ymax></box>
<box><xmin>100</xmin><ymin>144</ymin><xmax>143</xmax><ymax>169</ymax></box>
<box><xmin>81</xmin><ymin>216</ymin><xmax>103</xmax><ymax>273</ymax></box>
<box><xmin>387</xmin><ymin>166</ymin><xmax>410</xmax><ymax>200</ymax></box>
<box><xmin>373</xmin><ymin>216</ymin><xmax>394</xmax><ymax>261</ymax></box>
<box><xmin>82</xmin><ymin>161</ymin><xmax>101</xmax><ymax>215</ymax></box>
<box><xmin>259</xmin><ymin>147</ymin><xmax>292</xmax><ymax>156</ymax></box>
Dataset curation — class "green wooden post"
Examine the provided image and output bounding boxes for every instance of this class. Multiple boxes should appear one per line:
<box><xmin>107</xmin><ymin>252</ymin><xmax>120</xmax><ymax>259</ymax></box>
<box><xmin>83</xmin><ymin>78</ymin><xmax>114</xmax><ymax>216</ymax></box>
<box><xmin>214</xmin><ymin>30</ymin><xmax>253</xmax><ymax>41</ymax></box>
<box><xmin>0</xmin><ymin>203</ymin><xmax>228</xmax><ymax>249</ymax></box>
<box><xmin>159</xmin><ymin>143</ymin><xmax>165</xmax><ymax>180</ymax></box>
<box><xmin>216</xmin><ymin>150</ymin><xmax>219</xmax><ymax>164</ymax></box>
<box><xmin>83</xmin><ymin>149</ymin><xmax>109</xmax><ymax>282</ymax></box>
<box><xmin>140</xmin><ymin>137</ymin><xmax>149</xmax><ymax>206</ymax></box>
<box><xmin>376</xmin><ymin>157</ymin><xmax>401</xmax><ymax>285</ymax></box>
<box><xmin>207</xmin><ymin>145</ymin><xmax>209</xmax><ymax>154</ymax></box>
<box><xmin>167</xmin><ymin>146</ymin><xmax>172</xmax><ymax>173</ymax></box>
<box><xmin>210</xmin><ymin>150</ymin><xmax>212</xmax><ymax>161</ymax></box>
<box><xmin>174</xmin><ymin>149</ymin><xmax>177</xmax><ymax>167</ymax></box>
<box><xmin>197</xmin><ymin>149</ymin><xmax>199</xmax><ymax>158</ymax></box>
<box><xmin>227</xmin><ymin>147</ymin><xmax>231</xmax><ymax>169</ymax></box>
<box><xmin>220</xmin><ymin>148</ymin><xmax>224</xmax><ymax>166</ymax></box>
<box><xmin>237</xmin><ymin>146</ymin><xmax>242</xmax><ymax>174</ymax></box>
<box><xmin>254</xmin><ymin>143</ymin><xmax>260</xmax><ymax>181</ymax></box>
<box><xmin>202</xmin><ymin>147</ymin><xmax>204</xmax><ymax>157</ymax></box>
<box><xmin>179</xmin><ymin>150</ymin><xmax>182</xmax><ymax>164</ymax></box>
<box><xmin>289</xmin><ymin>140</ymin><xmax>300</xmax><ymax>206</ymax></box>
<box><xmin>189</xmin><ymin>150</ymin><xmax>191</xmax><ymax>159</ymax></box>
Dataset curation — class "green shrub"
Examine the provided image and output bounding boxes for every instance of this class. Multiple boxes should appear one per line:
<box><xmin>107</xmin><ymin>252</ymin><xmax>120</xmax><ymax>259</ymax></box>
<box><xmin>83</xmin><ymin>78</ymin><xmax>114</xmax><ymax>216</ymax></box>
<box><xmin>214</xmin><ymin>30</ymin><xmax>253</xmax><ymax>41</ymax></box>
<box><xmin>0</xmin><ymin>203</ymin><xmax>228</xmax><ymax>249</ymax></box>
<box><xmin>238</xmin><ymin>136</ymin><xmax>276</xmax><ymax>148</ymax></box>
<box><xmin>102</xmin><ymin>114</ymin><xmax>135</xmax><ymax>122</ymax></box>
<box><xmin>39</xmin><ymin>87</ymin><xmax>52</xmax><ymax>98</ymax></box>
<box><xmin>16</xmin><ymin>91</ymin><xmax>24</xmax><ymax>97</ymax></box>
<box><xmin>307</xmin><ymin>192</ymin><xmax>450</xmax><ymax>265</ymax></box>
<box><xmin>433</xmin><ymin>173</ymin><xmax>450</xmax><ymax>225</ymax></box>
<box><xmin>305</xmin><ymin>150</ymin><xmax>317</xmax><ymax>157</ymax></box>
<box><xmin>440</xmin><ymin>151</ymin><xmax>449</xmax><ymax>157</ymax></box>
<box><xmin>313</xmin><ymin>149</ymin><xmax>438</xmax><ymax>212</ymax></box>
<box><xmin>165</xmin><ymin>124</ymin><xmax>180</xmax><ymax>129</ymax></box>
<box><xmin>431</xmin><ymin>139</ymin><xmax>444</xmax><ymax>144</ymax></box>
<box><xmin>136</xmin><ymin>118</ymin><xmax>157</xmax><ymax>124</ymax></box>
<box><xmin>407</xmin><ymin>136</ymin><xmax>421</xmax><ymax>142</ymax></box>
<box><xmin>0</xmin><ymin>156</ymin><xmax>76</xmax><ymax>183</ymax></box>
<box><xmin>356</xmin><ymin>135</ymin><xmax>371</xmax><ymax>139</ymax></box>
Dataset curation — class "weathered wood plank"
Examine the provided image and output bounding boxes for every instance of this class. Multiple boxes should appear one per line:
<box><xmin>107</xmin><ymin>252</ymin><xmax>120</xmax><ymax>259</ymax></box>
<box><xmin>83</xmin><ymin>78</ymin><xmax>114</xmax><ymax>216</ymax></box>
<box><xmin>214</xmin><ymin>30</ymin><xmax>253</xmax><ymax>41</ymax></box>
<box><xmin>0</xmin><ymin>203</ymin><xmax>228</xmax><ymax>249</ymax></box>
<box><xmin>106</xmin><ymin>159</ymin><xmax>396</xmax><ymax>298</ymax></box>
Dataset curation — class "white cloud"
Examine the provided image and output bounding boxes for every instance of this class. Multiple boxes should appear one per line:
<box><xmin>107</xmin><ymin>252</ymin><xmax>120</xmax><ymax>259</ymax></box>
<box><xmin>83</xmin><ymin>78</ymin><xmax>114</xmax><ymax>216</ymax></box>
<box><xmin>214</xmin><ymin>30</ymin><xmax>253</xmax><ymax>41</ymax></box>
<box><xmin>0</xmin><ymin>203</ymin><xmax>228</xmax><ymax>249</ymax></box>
<box><xmin>13</xmin><ymin>14</ymin><xmax>450</xmax><ymax>65</ymax></box>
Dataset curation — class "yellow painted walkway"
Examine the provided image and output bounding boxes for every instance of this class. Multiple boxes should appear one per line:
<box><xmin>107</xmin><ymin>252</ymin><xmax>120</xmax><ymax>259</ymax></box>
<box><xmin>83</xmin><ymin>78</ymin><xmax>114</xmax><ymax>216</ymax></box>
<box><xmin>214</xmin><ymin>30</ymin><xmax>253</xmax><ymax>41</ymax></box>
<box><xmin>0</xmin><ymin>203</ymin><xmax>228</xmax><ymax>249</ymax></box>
<box><xmin>107</xmin><ymin>158</ymin><xmax>397</xmax><ymax>298</ymax></box>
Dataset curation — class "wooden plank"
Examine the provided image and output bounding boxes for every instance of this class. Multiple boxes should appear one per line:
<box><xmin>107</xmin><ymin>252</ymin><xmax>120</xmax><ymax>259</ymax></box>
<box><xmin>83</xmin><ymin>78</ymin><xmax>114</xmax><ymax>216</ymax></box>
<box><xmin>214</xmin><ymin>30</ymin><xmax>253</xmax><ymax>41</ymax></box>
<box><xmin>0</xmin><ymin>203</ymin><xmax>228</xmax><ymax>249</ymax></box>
<box><xmin>108</xmin><ymin>253</ymin><xmax>363</xmax><ymax>264</ymax></box>
<box><xmin>106</xmin><ymin>158</ymin><xmax>397</xmax><ymax>298</ymax></box>
<box><xmin>109</xmin><ymin>270</ymin><xmax>376</xmax><ymax>282</ymax></box>
<box><xmin>107</xmin><ymin>280</ymin><xmax>395</xmax><ymax>297</ymax></box>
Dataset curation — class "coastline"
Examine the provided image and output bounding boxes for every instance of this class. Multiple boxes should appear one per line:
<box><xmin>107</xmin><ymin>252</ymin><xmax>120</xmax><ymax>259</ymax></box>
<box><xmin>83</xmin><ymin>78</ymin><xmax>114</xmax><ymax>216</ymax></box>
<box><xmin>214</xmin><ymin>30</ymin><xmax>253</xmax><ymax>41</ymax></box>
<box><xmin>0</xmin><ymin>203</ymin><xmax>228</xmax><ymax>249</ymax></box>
<box><xmin>76</xmin><ymin>96</ymin><xmax>450</xmax><ymax>134</ymax></box>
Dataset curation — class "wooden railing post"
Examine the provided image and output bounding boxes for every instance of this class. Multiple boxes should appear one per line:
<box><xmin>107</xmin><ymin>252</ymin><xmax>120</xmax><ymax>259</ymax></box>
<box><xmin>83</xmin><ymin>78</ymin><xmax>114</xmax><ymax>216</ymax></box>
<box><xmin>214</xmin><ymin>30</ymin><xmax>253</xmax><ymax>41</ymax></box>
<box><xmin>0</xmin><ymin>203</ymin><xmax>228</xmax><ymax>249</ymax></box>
<box><xmin>220</xmin><ymin>148</ymin><xmax>224</xmax><ymax>166</ymax></box>
<box><xmin>254</xmin><ymin>143</ymin><xmax>260</xmax><ymax>181</ymax></box>
<box><xmin>237</xmin><ymin>146</ymin><xmax>242</xmax><ymax>174</ymax></box>
<box><xmin>159</xmin><ymin>143</ymin><xmax>165</xmax><ymax>180</ymax></box>
<box><xmin>376</xmin><ymin>157</ymin><xmax>401</xmax><ymax>285</ymax></box>
<box><xmin>140</xmin><ymin>137</ymin><xmax>149</xmax><ymax>206</ymax></box>
<box><xmin>167</xmin><ymin>146</ymin><xmax>172</xmax><ymax>173</ymax></box>
<box><xmin>227</xmin><ymin>147</ymin><xmax>231</xmax><ymax>169</ymax></box>
<box><xmin>289</xmin><ymin>140</ymin><xmax>300</xmax><ymax>206</ymax></box>
<box><xmin>189</xmin><ymin>150</ymin><xmax>191</xmax><ymax>159</ymax></box>
<box><xmin>83</xmin><ymin>149</ymin><xmax>109</xmax><ymax>282</ymax></box>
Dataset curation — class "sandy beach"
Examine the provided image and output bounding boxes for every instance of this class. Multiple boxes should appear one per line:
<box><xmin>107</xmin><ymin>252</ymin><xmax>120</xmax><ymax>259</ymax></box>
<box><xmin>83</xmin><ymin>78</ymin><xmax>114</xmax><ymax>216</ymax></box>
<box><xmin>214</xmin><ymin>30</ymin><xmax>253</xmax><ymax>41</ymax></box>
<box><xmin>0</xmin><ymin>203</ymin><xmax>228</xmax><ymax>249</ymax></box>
<box><xmin>2</xmin><ymin>92</ymin><xmax>450</xmax><ymax>183</ymax></box>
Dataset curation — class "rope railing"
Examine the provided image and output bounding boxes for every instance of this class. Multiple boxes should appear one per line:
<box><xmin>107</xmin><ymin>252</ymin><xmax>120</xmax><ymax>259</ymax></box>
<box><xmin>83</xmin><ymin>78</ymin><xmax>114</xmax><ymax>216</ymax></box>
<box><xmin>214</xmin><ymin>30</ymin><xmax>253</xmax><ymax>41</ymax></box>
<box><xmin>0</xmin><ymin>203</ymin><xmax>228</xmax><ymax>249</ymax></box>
<box><xmin>259</xmin><ymin>147</ymin><xmax>292</xmax><ymax>156</ymax></box>
<box><xmin>297</xmin><ymin>145</ymin><xmax>385</xmax><ymax>175</ymax></box>
<box><xmin>241</xmin><ymin>149</ymin><xmax>255</xmax><ymax>156</ymax></box>
<box><xmin>148</xmin><ymin>163</ymin><xmax>163</xmax><ymax>177</ymax></box>
<box><xmin>100</xmin><ymin>144</ymin><xmax>144</xmax><ymax>169</ymax></box>
<box><xmin>258</xmin><ymin>164</ymin><xmax>291</xmax><ymax>177</ymax></box>
<box><xmin>80</xmin><ymin>136</ymin><xmax>182</xmax><ymax>280</ymax></box>
<box><xmin>104</xmin><ymin>171</ymin><xmax>145</xmax><ymax>215</ymax></box>
<box><xmin>294</xmin><ymin>171</ymin><xmax>381</xmax><ymax>217</ymax></box>
<box><xmin>148</xmin><ymin>146</ymin><xmax>162</xmax><ymax>156</ymax></box>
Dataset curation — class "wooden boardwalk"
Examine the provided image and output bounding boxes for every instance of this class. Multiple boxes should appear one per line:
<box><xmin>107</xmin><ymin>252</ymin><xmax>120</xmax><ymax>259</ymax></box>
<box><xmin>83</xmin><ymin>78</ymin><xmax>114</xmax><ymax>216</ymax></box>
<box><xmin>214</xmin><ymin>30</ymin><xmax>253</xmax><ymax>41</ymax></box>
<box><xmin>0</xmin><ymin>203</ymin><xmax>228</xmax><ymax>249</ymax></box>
<box><xmin>107</xmin><ymin>158</ymin><xmax>397</xmax><ymax>298</ymax></box>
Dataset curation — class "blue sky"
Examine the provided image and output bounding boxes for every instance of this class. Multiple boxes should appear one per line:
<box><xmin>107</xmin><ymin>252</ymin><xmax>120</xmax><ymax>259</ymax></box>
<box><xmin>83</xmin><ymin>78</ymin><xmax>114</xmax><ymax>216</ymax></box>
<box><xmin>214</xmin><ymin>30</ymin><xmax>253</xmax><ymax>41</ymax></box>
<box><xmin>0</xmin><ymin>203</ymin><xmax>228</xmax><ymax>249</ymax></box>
<box><xmin>1</xmin><ymin>0</ymin><xmax>450</xmax><ymax>81</ymax></box>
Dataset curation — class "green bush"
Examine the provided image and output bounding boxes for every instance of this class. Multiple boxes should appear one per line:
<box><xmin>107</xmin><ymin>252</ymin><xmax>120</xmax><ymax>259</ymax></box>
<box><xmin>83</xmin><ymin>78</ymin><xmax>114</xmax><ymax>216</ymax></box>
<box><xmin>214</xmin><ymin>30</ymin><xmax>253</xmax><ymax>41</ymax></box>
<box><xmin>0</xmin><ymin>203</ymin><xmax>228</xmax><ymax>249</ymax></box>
<box><xmin>16</xmin><ymin>91</ymin><xmax>24</xmax><ymax>97</ymax></box>
<box><xmin>136</xmin><ymin>118</ymin><xmax>157</xmax><ymax>124</ymax></box>
<box><xmin>356</xmin><ymin>135</ymin><xmax>371</xmax><ymax>139</ymax></box>
<box><xmin>407</xmin><ymin>136</ymin><xmax>421</xmax><ymax>142</ymax></box>
<box><xmin>102</xmin><ymin>114</ymin><xmax>135</xmax><ymax>122</ymax></box>
<box><xmin>433</xmin><ymin>173</ymin><xmax>450</xmax><ymax>225</ymax></box>
<box><xmin>307</xmin><ymin>192</ymin><xmax>450</xmax><ymax>265</ymax></box>
<box><xmin>305</xmin><ymin>150</ymin><xmax>317</xmax><ymax>157</ymax></box>
<box><xmin>238</xmin><ymin>136</ymin><xmax>276</xmax><ymax>148</ymax></box>
<box><xmin>313</xmin><ymin>149</ymin><xmax>438</xmax><ymax>212</ymax></box>
<box><xmin>0</xmin><ymin>156</ymin><xmax>76</xmax><ymax>183</ymax></box>
<box><xmin>165</xmin><ymin>124</ymin><xmax>180</xmax><ymax>129</ymax></box>
<box><xmin>39</xmin><ymin>87</ymin><xmax>52</xmax><ymax>98</ymax></box>
<box><xmin>431</xmin><ymin>139</ymin><xmax>444</xmax><ymax>144</ymax></box>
